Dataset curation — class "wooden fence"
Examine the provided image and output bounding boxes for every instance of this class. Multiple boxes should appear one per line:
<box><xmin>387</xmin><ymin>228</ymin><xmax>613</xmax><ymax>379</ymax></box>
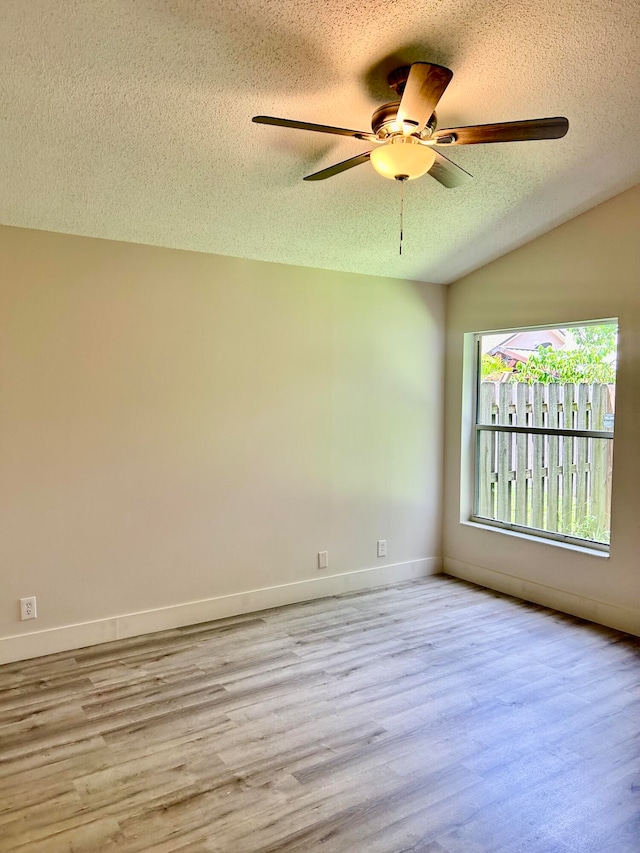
<box><xmin>477</xmin><ymin>382</ymin><xmax>614</xmax><ymax>542</ymax></box>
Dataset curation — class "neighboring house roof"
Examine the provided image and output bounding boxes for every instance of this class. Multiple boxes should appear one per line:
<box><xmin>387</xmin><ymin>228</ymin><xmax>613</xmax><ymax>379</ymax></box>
<box><xmin>488</xmin><ymin>347</ymin><xmax>532</xmax><ymax>364</ymax></box>
<box><xmin>498</xmin><ymin>328</ymin><xmax>567</xmax><ymax>351</ymax></box>
<box><xmin>485</xmin><ymin>328</ymin><xmax>572</xmax><ymax>364</ymax></box>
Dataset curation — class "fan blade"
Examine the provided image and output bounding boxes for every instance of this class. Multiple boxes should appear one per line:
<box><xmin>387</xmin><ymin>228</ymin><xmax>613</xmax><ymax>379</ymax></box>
<box><xmin>304</xmin><ymin>152</ymin><xmax>372</xmax><ymax>181</ymax></box>
<box><xmin>397</xmin><ymin>63</ymin><xmax>453</xmax><ymax>133</ymax></box>
<box><xmin>253</xmin><ymin>115</ymin><xmax>377</xmax><ymax>142</ymax></box>
<box><xmin>428</xmin><ymin>151</ymin><xmax>473</xmax><ymax>188</ymax></box>
<box><xmin>433</xmin><ymin>116</ymin><xmax>569</xmax><ymax>145</ymax></box>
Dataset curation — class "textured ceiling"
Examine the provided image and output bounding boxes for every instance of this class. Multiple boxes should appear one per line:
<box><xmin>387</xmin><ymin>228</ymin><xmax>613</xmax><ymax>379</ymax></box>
<box><xmin>1</xmin><ymin>1</ymin><xmax>639</xmax><ymax>283</ymax></box>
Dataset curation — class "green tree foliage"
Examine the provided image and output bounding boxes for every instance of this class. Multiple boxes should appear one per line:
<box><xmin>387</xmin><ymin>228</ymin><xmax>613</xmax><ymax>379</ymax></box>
<box><xmin>572</xmin><ymin>323</ymin><xmax>618</xmax><ymax>358</ymax></box>
<box><xmin>512</xmin><ymin>324</ymin><xmax>617</xmax><ymax>385</ymax></box>
<box><xmin>480</xmin><ymin>354</ymin><xmax>512</xmax><ymax>381</ymax></box>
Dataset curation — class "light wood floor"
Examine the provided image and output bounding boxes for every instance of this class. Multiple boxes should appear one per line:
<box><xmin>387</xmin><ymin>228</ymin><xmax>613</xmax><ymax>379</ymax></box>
<box><xmin>1</xmin><ymin>576</ymin><xmax>638</xmax><ymax>853</ymax></box>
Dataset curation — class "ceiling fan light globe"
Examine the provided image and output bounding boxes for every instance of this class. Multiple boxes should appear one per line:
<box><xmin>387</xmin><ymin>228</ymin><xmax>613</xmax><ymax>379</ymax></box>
<box><xmin>370</xmin><ymin>138</ymin><xmax>436</xmax><ymax>180</ymax></box>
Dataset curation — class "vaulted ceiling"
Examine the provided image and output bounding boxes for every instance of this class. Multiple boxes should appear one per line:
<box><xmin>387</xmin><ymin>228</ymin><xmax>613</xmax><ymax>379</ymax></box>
<box><xmin>2</xmin><ymin>1</ymin><xmax>639</xmax><ymax>283</ymax></box>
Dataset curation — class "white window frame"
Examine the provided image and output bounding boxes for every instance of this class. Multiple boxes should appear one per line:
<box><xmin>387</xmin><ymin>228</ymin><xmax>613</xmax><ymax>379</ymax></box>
<box><xmin>470</xmin><ymin>320</ymin><xmax>617</xmax><ymax>553</ymax></box>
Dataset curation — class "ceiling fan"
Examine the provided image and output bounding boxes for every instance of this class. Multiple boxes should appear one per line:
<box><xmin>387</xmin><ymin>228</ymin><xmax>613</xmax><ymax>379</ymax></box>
<box><xmin>253</xmin><ymin>62</ymin><xmax>569</xmax><ymax>187</ymax></box>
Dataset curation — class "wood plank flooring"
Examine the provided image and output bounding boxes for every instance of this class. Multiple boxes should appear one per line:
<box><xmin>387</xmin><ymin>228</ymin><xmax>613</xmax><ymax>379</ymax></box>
<box><xmin>0</xmin><ymin>575</ymin><xmax>638</xmax><ymax>852</ymax></box>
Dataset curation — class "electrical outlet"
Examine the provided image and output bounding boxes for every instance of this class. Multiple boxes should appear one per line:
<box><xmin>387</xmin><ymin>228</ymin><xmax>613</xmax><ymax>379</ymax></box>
<box><xmin>377</xmin><ymin>540</ymin><xmax>387</xmax><ymax>558</ymax></box>
<box><xmin>318</xmin><ymin>551</ymin><xmax>329</xmax><ymax>570</ymax></box>
<box><xmin>20</xmin><ymin>596</ymin><xmax>37</xmax><ymax>621</ymax></box>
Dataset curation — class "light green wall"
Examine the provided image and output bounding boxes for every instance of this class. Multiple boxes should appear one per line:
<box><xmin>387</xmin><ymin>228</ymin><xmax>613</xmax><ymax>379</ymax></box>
<box><xmin>444</xmin><ymin>185</ymin><xmax>640</xmax><ymax>634</ymax></box>
<box><xmin>0</xmin><ymin>226</ymin><xmax>445</xmax><ymax>659</ymax></box>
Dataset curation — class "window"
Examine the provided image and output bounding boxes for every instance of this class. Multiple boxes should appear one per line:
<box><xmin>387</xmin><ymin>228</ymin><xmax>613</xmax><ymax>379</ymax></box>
<box><xmin>472</xmin><ymin>321</ymin><xmax>617</xmax><ymax>550</ymax></box>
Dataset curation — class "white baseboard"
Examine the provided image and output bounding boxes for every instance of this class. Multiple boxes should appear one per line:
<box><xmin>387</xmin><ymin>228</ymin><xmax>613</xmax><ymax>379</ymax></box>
<box><xmin>0</xmin><ymin>558</ymin><xmax>441</xmax><ymax>665</ymax></box>
<box><xmin>443</xmin><ymin>556</ymin><xmax>640</xmax><ymax>637</ymax></box>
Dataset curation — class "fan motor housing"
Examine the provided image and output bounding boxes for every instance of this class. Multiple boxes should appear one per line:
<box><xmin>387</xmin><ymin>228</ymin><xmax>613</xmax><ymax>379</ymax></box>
<box><xmin>371</xmin><ymin>101</ymin><xmax>437</xmax><ymax>138</ymax></box>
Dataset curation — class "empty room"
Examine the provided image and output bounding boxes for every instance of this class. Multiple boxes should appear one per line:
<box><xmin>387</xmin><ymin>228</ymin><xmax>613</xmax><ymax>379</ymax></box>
<box><xmin>1</xmin><ymin>2</ymin><xmax>639</xmax><ymax>851</ymax></box>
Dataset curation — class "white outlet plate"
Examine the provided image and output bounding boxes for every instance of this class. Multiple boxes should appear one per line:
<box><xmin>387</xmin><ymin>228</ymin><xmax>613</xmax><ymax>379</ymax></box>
<box><xmin>20</xmin><ymin>596</ymin><xmax>37</xmax><ymax>620</ymax></box>
<box><xmin>318</xmin><ymin>551</ymin><xmax>328</xmax><ymax>570</ymax></box>
<box><xmin>377</xmin><ymin>540</ymin><xmax>387</xmax><ymax>558</ymax></box>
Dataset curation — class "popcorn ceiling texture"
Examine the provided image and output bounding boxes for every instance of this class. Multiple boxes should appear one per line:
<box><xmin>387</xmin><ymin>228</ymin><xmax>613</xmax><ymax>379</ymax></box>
<box><xmin>1</xmin><ymin>0</ymin><xmax>639</xmax><ymax>283</ymax></box>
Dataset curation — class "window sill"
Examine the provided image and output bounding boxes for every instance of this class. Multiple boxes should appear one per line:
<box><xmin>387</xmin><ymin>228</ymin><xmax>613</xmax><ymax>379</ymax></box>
<box><xmin>462</xmin><ymin>519</ymin><xmax>610</xmax><ymax>559</ymax></box>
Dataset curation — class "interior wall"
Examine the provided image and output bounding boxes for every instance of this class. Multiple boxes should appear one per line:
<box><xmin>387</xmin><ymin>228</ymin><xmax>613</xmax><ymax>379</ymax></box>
<box><xmin>0</xmin><ymin>226</ymin><xmax>445</xmax><ymax>662</ymax></box>
<box><xmin>443</xmin><ymin>185</ymin><xmax>640</xmax><ymax>636</ymax></box>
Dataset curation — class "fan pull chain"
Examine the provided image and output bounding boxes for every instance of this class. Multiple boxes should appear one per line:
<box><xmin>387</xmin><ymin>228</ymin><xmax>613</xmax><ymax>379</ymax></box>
<box><xmin>397</xmin><ymin>175</ymin><xmax>407</xmax><ymax>256</ymax></box>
